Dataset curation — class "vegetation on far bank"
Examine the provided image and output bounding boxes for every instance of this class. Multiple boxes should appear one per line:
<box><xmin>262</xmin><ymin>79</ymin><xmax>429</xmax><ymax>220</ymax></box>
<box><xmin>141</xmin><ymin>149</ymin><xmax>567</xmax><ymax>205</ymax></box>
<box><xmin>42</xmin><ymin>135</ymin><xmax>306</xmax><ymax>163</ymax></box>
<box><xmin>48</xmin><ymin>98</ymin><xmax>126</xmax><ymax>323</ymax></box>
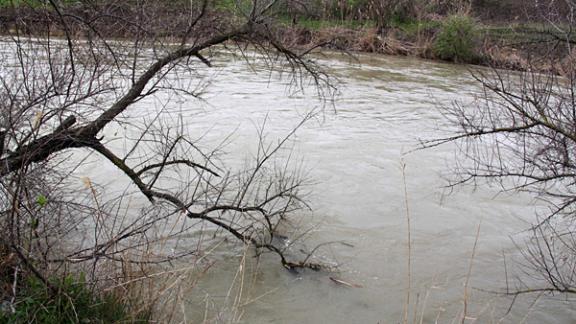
<box><xmin>1</xmin><ymin>0</ymin><xmax>573</xmax><ymax>72</ymax></box>
<box><xmin>206</xmin><ymin>0</ymin><xmax>575</xmax><ymax>71</ymax></box>
<box><xmin>271</xmin><ymin>12</ymin><xmax>574</xmax><ymax>72</ymax></box>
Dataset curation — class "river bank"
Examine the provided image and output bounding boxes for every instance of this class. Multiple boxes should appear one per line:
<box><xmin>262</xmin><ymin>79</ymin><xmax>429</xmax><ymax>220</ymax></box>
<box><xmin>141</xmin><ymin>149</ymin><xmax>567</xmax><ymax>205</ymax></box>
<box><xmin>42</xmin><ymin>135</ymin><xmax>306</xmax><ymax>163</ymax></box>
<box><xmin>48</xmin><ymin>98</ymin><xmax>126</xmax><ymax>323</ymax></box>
<box><xmin>0</xmin><ymin>3</ymin><xmax>573</xmax><ymax>75</ymax></box>
<box><xmin>273</xmin><ymin>17</ymin><xmax>575</xmax><ymax>75</ymax></box>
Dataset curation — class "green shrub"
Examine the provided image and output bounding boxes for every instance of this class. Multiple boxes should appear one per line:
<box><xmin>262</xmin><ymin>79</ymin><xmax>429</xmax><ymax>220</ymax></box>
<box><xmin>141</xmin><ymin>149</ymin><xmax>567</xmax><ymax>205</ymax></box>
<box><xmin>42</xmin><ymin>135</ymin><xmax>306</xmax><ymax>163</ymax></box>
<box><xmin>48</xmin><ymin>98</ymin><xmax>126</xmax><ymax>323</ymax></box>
<box><xmin>214</xmin><ymin>0</ymin><xmax>253</xmax><ymax>14</ymax></box>
<box><xmin>0</xmin><ymin>0</ymin><xmax>78</xmax><ymax>8</ymax></box>
<box><xmin>433</xmin><ymin>14</ymin><xmax>479</xmax><ymax>63</ymax></box>
<box><xmin>0</xmin><ymin>273</ymin><xmax>143</xmax><ymax>323</ymax></box>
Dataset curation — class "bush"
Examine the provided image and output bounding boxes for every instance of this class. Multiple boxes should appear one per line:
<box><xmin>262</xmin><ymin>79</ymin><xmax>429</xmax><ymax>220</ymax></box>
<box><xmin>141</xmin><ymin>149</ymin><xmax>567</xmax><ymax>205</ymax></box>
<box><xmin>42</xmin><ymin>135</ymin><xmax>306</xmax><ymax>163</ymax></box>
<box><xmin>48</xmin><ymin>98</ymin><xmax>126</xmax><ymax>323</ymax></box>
<box><xmin>433</xmin><ymin>14</ymin><xmax>479</xmax><ymax>63</ymax></box>
<box><xmin>0</xmin><ymin>273</ymin><xmax>144</xmax><ymax>323</ymax></box>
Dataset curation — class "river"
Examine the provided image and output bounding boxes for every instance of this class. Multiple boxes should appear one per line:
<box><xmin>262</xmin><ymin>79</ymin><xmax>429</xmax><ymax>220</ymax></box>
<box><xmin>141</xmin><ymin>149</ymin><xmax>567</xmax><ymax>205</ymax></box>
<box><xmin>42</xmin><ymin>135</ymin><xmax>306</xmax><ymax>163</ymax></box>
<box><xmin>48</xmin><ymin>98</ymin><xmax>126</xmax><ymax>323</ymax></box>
<box><xmin>125</xmin><ymin>51</ymin><xmax>572</xmax><ymax>323</ymax></box>
<box><xmin>5</xmin><ymin>38</ymin><xmax>572</xmax><ymax>322</ymax></box>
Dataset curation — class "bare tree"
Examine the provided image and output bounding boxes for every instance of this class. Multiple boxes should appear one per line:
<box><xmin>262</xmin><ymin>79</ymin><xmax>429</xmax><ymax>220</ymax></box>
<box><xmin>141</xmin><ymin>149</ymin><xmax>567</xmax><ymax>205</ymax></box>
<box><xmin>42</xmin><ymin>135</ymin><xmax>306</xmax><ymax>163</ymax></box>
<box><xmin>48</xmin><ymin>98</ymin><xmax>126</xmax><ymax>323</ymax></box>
<box><xmin>425</xmin><ymin>0</ymin><xmax>576</xmax><ymax>297</ymax></box>
<box><xmin>0</xmin><ymin>0</ymin><xmax>334</xmax><ymax>301</ymax></box>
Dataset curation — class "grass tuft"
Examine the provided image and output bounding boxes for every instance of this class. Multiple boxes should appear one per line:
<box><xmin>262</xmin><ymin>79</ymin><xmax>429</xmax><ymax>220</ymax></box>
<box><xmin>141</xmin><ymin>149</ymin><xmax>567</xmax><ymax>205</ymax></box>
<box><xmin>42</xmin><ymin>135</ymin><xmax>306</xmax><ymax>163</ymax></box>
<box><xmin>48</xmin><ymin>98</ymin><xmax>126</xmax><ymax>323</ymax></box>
<box><xmin>0</xmin><ymin>272</ymin><xmax>147</xmax><ymax>323</ymax></box>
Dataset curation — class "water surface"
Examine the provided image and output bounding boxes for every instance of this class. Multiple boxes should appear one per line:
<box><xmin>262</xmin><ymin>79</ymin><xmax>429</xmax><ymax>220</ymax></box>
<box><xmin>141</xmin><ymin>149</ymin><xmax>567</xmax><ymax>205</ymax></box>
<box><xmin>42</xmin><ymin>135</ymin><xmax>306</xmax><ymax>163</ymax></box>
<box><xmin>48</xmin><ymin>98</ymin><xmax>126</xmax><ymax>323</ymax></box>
<box><xmin>151</xmin><ymin>52</ymin><xmax>575</xmax><ymax>323</ymax></box>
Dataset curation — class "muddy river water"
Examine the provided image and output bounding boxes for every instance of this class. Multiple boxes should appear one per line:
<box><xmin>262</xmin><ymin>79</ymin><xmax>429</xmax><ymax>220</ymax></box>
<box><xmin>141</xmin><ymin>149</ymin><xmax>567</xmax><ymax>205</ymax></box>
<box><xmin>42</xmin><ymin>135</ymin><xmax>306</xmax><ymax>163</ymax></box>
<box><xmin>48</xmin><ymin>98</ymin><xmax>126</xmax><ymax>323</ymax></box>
<box><xmin>3</xmin><ymin>34</ymin><xmax>576</xmax><ymax>323</ymax></box>
<box><xmin>143</xmin><ymin>51</ymin><xmax>574</xmax><ymax>323</ymax></box>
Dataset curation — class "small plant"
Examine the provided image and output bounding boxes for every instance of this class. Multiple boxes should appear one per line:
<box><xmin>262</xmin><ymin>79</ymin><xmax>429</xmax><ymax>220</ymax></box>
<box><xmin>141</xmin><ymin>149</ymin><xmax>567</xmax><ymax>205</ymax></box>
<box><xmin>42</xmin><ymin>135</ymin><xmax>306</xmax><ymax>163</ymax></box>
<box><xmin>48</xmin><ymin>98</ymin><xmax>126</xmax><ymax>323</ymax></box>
<box><xmin>0</xmin><ymin>273</ymin><xmax>143</xmax><ymax>323</ymax></box>
<box><xmin>433</xmin><ymin>14</ymin><xmax>479</xmax><ymax>63</ymax></box>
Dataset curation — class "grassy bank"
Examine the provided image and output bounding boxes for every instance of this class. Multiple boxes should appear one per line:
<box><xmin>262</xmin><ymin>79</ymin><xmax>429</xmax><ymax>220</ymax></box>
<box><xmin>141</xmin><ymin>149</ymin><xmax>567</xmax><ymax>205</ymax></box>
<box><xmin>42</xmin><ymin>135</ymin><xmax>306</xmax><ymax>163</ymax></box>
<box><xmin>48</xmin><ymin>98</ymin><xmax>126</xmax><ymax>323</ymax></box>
<box><xmin>267</xmin><ymin>0</ymin><xmax>575</xmax><ymax>73</ymax></box>
<box><xmin>0</xmin><ymin>1</ymin><xmax>572</xmax><ymax>73</ymax></box>
<box><xmin>275</xmin><ymin>15</ymin><xmax>575</xmax><ymax>74</ymax></box>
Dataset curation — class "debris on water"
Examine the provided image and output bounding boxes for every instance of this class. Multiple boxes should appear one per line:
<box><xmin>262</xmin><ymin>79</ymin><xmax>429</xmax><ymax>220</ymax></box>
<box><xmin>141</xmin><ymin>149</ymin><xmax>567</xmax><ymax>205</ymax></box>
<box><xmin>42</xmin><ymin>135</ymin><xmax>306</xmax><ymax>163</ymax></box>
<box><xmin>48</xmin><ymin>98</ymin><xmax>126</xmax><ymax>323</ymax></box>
<box><xmin>283</xmin><ymin>262</ymin><xmax>300</xmax><ymax>275</ymax></box>
<box><xmin>329</xmin><ymin>277</ymin><xmax>363</xmax><ymax>288</ymax></box>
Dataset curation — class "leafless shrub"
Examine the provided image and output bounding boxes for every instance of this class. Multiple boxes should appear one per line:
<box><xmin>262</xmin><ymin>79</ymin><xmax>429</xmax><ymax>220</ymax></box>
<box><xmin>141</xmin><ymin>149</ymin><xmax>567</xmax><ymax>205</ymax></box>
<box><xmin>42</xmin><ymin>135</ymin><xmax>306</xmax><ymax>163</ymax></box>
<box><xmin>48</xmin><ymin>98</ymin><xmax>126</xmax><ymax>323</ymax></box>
<box><xmin>0</xmin><ymin>0</ymin><xmax>336</xmax><ymax>315</ymax></box>
<box><xmin>425</xmin><ymin>0</ymin><xmax>576</xmax><ymax>301</ymax></box>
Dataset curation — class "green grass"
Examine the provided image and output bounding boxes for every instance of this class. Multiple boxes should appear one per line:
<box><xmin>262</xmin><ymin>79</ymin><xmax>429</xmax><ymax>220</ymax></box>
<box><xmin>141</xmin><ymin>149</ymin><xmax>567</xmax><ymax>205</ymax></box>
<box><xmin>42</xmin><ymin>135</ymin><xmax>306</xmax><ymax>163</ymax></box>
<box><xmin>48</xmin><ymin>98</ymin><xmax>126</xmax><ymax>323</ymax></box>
<box><xmin>0</xmin><ymin>0</ymin><xmax>24</xmax><ymax>6</ymax></box>
<box><xmin>277</xmin><ymin>15</ymin><xmax>376</xmax><ymax>30</ymax></box>
<box><xmin>0</xmin><ymin>273</ymin><xmax>146</xmax><ymax>323</ymax></box>
<box><xmin>0</xmin><ymin>0</ymin><xmax>81</xmax><ymax>8</ymax></box>
<box><xmin>214</xmin><ymin>0</ymin><xmax>253</xmax><ymax>15</ymax></box>
<box><xmin>482</xmin><ymin>23</ymin><xmax>576</xmax><ymax>43</ymax></box>
<box><xmin>390</xmin><ymin>19</ymin><xmax>442</xmax><ymax>36</ymax></box>
<box><xmin>0</xmin><ymin>0</ymin><xmax>46</xmax><ymax>7</ymax></box>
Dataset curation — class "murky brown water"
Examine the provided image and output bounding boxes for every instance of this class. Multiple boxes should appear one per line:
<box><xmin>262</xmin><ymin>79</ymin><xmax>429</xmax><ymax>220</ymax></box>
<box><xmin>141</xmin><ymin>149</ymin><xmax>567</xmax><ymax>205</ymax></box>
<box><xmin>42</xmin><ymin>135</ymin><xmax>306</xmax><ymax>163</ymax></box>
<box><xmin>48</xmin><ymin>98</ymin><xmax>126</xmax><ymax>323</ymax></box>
<box><xmin>155</xmin><ymin>52</ymin><xmax>575</xmax><ymax>323</ymax></box>
<box><xmin>4</xmin><ymin>37</ymin><xmax>574</xmax><ymax>322</ymax></box>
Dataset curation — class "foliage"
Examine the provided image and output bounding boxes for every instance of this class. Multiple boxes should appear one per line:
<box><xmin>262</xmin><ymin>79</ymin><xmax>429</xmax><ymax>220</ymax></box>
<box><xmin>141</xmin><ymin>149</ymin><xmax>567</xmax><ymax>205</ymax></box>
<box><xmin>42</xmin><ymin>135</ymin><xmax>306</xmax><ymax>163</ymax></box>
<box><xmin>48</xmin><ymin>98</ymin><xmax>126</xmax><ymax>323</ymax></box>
<box><xmin>391</xmin><ymin>19</ymin><xmax>441</xmax><ymax>36</ymax></box>
<box><xmin>214</xmin><ymin>0</ymin><xmax>248</xmax><ymax>13</ymax></box>
<box><xmin>433</xmin><ymin>14</ymin><xmax>479</xmax><ymax>62</ymax></box>
<box><xmin>0</xmin><ymin>0</ymin><xmax>32</xmax><ymax>6</ymax></box>
<box><xmin>0</xmin><ymin>0</ymin><xmax>76</xmax><ymax>8</ymax></box>
<box><xmin>483</xmin><ymin>23</ymin><xmax>576</xmax><ymax>44</ymax></box>
<box><xmin>278</xmin><ymin>15</ymin><xmax>376</xmax><ymax>29</ymax></box>
<box><xmin>0</xmin><ymin>273</ymin><xmax>143</xmax><ymax>323</ymax></box>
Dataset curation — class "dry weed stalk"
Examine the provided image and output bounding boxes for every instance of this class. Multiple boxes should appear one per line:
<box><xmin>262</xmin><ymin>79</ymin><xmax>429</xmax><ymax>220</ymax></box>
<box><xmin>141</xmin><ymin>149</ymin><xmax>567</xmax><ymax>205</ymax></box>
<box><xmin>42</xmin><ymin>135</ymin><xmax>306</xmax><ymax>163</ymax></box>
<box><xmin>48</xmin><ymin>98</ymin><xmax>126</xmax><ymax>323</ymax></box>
<box><xmin>461</xmin><ymin>220</ymin><xmax>481</xmax><ymax>323</ymax></box>
<box><xmin>401</xmin><ymin>161</ymin><xmax>412</xmax><ymax>324</ymax></box>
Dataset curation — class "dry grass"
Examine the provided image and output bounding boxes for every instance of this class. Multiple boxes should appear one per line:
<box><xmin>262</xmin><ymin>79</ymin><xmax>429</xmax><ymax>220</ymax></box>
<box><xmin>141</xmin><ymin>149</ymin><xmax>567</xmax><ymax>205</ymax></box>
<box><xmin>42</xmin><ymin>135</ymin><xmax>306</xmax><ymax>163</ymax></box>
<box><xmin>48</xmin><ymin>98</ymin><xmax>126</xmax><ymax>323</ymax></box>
<box><xmin>401</xmin><ymin>161</ymin><xmax>412</xmax><ymax>324</ymax></box>
<box><xmin>396</xmin><ymin>163</ymin><xmax>507</xmax><ymax>324</ymax></box>
<box><xmin>461</xmin><ymin>220</ymin><xmax>481</xmax><ymax>323</ymax></box>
